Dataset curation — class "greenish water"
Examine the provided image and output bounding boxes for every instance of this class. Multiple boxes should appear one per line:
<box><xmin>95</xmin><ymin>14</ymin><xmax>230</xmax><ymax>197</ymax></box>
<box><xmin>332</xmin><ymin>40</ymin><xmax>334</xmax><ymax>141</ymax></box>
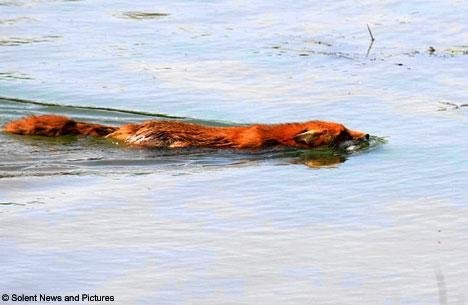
<box><xmin>1</xmin><ymin>1</ymin><xmax>467</xmax><ymax>304</ymax></box>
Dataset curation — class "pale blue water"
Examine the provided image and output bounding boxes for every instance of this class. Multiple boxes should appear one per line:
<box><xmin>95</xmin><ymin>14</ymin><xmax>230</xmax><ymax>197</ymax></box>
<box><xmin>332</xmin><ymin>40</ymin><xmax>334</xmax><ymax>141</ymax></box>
<box><xmin>1</xmin><ymin>1</ymin><xmax>467</xmax><ymax>304</ymax></box>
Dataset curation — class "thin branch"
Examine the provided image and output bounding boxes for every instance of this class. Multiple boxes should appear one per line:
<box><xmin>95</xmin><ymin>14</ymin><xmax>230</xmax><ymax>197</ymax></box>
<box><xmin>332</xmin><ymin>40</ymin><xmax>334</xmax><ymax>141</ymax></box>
<box><xmin>367</xmin><ymin>24</ymin><xmax>375</xmax><ymax>42</ymax></box>
<box><xmin>437</xmin><ymin>101</ymin><xmax>468</xmax><ymax>111</ymax></box>
<box><xmin>366</xmin><ymin>24</ymin><xmax>375</xmax><ymax>57</ymax></box>
<box><xmin>366</xmin><ymin>40</ymin><xmax>374</xmax><ymax>57</ymax></box>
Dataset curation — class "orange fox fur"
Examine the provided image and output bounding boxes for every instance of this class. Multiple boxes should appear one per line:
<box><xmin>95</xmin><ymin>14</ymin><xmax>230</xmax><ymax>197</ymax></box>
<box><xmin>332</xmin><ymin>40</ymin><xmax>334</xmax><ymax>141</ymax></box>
<box><xmin>3</xmin><ymin>115</ymin><xmax>368</xmax><ymax>149</ymax></box>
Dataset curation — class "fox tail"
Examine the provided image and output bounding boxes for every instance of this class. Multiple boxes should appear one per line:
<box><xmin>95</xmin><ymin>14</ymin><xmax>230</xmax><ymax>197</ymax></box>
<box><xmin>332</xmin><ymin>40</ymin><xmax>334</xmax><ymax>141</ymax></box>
<box><xmin>3</xmin><ymin>115</ymin><xmax>117</xmax><ymax>137</ymax></box>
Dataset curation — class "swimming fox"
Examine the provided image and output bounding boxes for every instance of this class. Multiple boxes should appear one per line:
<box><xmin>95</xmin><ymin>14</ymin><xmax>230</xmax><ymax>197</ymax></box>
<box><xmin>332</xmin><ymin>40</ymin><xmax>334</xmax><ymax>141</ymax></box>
<box><xmin>3</xmin><ymin>115</ymin><xmax>368</xmax><ymax>149</ymax></box>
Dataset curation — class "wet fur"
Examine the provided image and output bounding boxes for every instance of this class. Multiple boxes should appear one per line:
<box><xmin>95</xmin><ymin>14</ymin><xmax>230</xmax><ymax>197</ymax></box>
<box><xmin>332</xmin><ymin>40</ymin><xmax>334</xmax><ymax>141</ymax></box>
<box><xmin>3</xmin><ymin>115</ymin><xmax>367</xmax><ymax>149</ymax></box>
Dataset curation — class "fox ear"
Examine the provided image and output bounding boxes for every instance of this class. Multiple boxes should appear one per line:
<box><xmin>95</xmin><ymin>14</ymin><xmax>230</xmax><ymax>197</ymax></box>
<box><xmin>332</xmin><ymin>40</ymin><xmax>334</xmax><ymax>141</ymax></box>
<box><xmin>293</xmin><ymin>129</ymin><xmax>324</xmax><ymax>144</ymax></box>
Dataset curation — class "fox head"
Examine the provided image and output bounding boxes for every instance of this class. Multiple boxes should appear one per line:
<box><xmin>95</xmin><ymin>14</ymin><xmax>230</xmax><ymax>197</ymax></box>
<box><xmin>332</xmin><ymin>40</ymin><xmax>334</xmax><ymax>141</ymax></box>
<box><xmin>294</xmin><ymin>121</ymin><xmax>368</xmax><ymax>148</ymax></box>
<box><xmin>266</xmin><ymin>121</ymin><xmax>369</xmax><ymax>149</ymax></box>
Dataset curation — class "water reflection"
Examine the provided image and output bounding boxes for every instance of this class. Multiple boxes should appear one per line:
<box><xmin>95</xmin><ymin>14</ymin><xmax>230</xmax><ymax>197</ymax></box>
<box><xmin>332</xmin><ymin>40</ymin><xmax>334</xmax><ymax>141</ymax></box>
<box><xmin>293</xmin><ymin>150</ymin><xmax>346</xmax><ymax>168</ymax></box>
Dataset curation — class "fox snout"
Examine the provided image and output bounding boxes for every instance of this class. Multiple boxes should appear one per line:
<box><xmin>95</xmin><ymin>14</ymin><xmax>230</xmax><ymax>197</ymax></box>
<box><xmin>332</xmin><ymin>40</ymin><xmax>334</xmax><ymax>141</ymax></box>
<box><xmin>348</xmin><ymin>129</ymin><xmax>369</xmax><ymax>141</ymax></box>
<box><xmin>336</xmin><ymin>129</ymin><xmax>370</xmax><ymax>151</ymax></box>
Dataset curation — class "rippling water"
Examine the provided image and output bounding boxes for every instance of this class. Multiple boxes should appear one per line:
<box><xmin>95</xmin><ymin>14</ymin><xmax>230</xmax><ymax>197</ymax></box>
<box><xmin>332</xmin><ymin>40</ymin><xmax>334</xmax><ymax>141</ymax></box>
<box><xmin>1</xmin><ymin>1</ymin><xmax>467</xmax><ymax>304</ymax></box>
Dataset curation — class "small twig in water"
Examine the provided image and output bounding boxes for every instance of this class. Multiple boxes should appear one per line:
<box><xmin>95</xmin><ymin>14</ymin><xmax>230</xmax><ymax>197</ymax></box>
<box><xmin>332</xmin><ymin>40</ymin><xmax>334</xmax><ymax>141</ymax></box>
<box><xmin>437</xmin><ymin>101</ymin><xmax>468</xmax><ymax>111</ymax></box>
<box><xmin>440</xmin><ymin>101</ymin><xmax>459</xmax><ymax>108</ymax></box>
<box><xmin>367</xmin><ymin>24</ymin><xmax>375</xmax><ymax>42</ymax></box>
<box><xmin>366</xmin><ymin>24</ymin><xmax>375</xmax><ymax>57</ymax></box>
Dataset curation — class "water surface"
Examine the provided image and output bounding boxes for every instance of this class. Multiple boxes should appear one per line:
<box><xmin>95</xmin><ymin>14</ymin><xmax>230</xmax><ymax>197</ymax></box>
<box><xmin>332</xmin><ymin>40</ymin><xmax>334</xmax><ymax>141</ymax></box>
<box><xmin>1</xmin><ymin>1</ymin><xmax>467</xmax><ymax>304</ymax></box>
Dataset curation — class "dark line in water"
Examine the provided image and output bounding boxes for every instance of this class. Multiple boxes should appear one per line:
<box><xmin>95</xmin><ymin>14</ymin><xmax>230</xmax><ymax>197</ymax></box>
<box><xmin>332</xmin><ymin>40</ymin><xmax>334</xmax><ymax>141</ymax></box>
<box><xmin>0</xmin><ymin>202</ymin><xmax>26</xmax><ymax>206</ymax></box>
<box><xmin>0</xmin><ymin>96</ymin><xmax>186</xmax><ymax>119</ymax></box>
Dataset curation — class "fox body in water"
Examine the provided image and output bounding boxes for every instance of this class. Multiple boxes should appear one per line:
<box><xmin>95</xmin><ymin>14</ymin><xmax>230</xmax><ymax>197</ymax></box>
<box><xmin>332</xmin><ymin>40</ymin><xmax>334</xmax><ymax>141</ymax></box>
<box><xmin>3</xmin><ymin>115</ymin><xmax>369</xmax><ymax>149</ymax></box>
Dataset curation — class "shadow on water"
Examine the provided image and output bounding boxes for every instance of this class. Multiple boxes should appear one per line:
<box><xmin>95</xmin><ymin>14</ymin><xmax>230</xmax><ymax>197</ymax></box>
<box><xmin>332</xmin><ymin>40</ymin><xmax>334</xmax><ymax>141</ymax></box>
<box><xmin>0</xmin><ymin>97</ymin><xmax>386</xmax><ymax>177</ymax></box>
